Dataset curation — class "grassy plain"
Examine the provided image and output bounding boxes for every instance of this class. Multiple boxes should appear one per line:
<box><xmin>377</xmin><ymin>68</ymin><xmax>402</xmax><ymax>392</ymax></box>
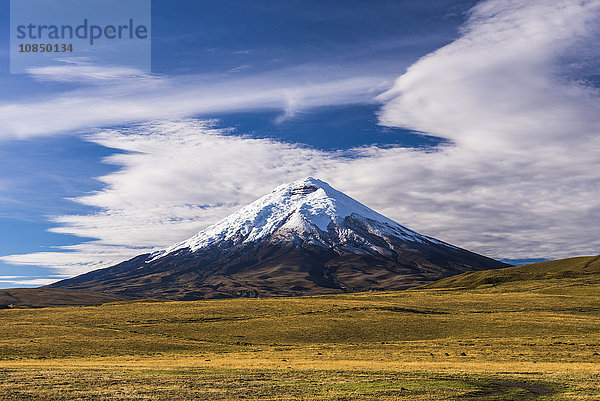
<box><xmin>1</xmin><ymin>256</ymin><xmax>600</xmax><ymax>399</ymax></box>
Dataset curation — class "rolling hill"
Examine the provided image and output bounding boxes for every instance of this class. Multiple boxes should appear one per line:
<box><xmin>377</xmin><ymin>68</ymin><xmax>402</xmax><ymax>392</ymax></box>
<box><xmin>423</xmin><ymin>255</ymin><xmax>600</xmax><ymax>290</ymax></box>
<box><xmin>0</xmin><ymin>288</ymin><xmax>130</xmax><ymax>308</ymax></box>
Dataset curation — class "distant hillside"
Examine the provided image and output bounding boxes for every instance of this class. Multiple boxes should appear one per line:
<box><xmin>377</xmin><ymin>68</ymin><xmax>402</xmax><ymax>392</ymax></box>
<box><xmin>423</xmin><ymin>255</ymin><xmax>600</xmax><ymax>290</ymax></box>
<box><xmin>0</xmin><ymin>288</ymin><xmax>131</xmax><ymax>308</ymax></box>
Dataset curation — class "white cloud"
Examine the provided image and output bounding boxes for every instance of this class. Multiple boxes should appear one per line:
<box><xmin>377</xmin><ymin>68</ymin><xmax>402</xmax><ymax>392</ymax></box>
<box><xmin>27</xmin><ymin>62</ymin><xmax>159</xmax><ymax>83</ymax></box>
<box><xmin>369</xmin><ymin>0</ymin><xmax>600</xmax><ymax>256</ymax></box>
<box><xmin>0</xmin><ymin>275</ymin><xmax>69</xmax><ymax>287</ymax></box>
<box><xmin>1</xmin><ymin>120</ymin><xmax>336</xmax><ymax>275</ymax></box>
<box><xmin>2</xmin><ymin>0</ymin><xmax>600</xmax><ymax>276</ymax></box>
<box><xmin>0</xmin><ymin>62</ymin><xmax>389</xmax><ymax>139</ymax></box>
<box><xmin>377</xmin><ymin>0</ymin><xmax>600</xmax><ymax>151</ymax></box>
<box><xmin>0</xmin><ymin>244</ymin><xmax>140</xmax><ymax>277</ymax></box>
<box><xmin>0</xmin><ymin>278</ymin><xmax>63</xmax><ymax>286</ymax></box>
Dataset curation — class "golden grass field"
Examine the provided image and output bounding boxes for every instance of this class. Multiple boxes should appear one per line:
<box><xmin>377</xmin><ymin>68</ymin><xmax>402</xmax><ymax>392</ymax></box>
<box><xmin>1</xmin><ymin>256</ymin><xmax>600</xmax><ymax>400</ymax></box>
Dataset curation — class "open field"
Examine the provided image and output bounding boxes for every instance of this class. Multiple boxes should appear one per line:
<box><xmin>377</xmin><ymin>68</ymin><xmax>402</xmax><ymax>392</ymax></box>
<box><xmin>1</xmin><ymin>256</ymin><xmax>600</xmax><ymax>399</ymax></box>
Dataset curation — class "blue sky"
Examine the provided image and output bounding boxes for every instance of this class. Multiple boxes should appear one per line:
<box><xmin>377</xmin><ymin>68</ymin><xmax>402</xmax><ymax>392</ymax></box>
<box><xmin>1</xmin><ymin>0</ymin><xmax>599</xmax><ymax>288</ymax></box>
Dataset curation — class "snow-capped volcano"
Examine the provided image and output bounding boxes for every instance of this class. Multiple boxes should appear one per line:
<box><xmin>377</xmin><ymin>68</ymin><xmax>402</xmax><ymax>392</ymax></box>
<box><xmin>150</xmin><ymin>177</ymin><xmax>450</xmax><ymax>260</ymax></box>
<box><xmin>49</xmin><ymin>178</ymin><xmax>509</xmax><ymax>300</ymax></box>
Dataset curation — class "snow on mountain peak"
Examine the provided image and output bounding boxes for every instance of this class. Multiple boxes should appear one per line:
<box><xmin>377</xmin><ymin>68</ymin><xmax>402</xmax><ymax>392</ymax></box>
<box><xmin>149</xmin><ymin>177</ymin><xmax>447</xmax><ymax>260</ymax></box>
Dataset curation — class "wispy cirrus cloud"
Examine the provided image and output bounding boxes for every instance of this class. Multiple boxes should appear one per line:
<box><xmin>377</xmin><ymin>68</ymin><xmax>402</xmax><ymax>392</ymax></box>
<box><xmin>0</xmin><ymin>275</ymin><xmax>70</xmax><ymax>287</ymax></box>
<box><xmin>1</xmin><ymin>120</ymin><xmax>333</xmax><ymax>275</ymax></box>
<box><xmin>0</xmin><ymin>62</ymin><xmax>389</xmax><ymax>139</ymax></box>
<box><xmin>26</xmin><ymin>59</ymin><xmax>160</xmax><ymax>83</ymax></box>
<box><xmin>2</xmin><ymin>0</ymin><xmax>600</xmax><ymax>276</ymax></box>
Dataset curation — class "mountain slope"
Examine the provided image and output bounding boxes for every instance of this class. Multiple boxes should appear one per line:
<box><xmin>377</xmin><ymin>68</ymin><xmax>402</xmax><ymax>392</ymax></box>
<box><xmin>423</xmin><ymin>255</ymin><xmax>600</xmax><ymax>290</ymax></box>
<box><xmin>49</xmin><ymin>177</ymin><xmax>509</xmax><ymax>299</ymax></box>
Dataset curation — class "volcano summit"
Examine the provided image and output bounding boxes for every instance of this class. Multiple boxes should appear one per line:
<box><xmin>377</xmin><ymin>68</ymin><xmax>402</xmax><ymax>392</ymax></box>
<box><xmin>49</xmin><ymin>178</ymin><xmax>508</xmax><ymax>299</ymax></box>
